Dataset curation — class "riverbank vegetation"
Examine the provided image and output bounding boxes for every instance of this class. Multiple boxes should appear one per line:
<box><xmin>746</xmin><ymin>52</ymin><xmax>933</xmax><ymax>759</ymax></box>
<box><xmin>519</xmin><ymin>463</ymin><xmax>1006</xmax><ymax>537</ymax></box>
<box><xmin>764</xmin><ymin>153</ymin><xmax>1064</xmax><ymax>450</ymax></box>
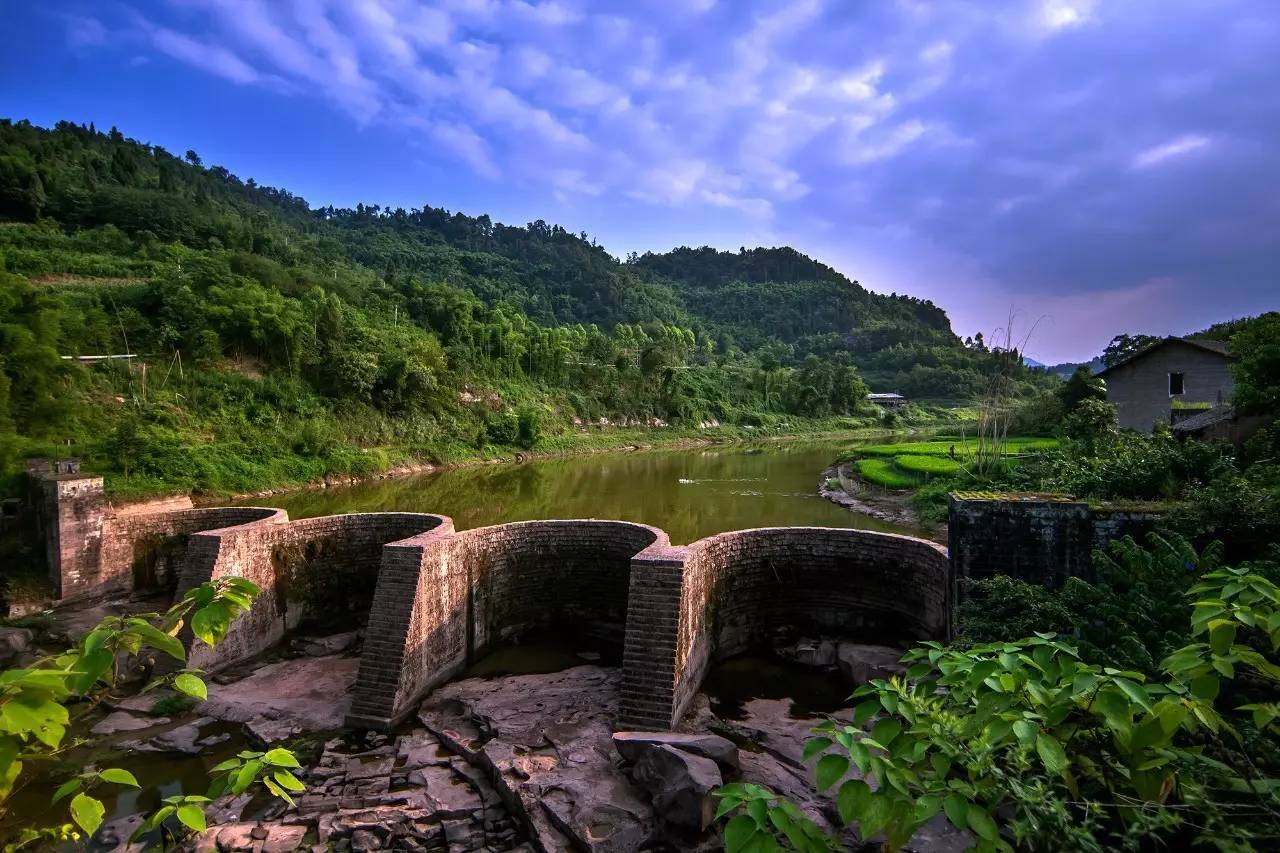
<box><xmin>0</xmin><ymin>119</ymin><xmax>1052</xmax><ymax>500</ymax></box>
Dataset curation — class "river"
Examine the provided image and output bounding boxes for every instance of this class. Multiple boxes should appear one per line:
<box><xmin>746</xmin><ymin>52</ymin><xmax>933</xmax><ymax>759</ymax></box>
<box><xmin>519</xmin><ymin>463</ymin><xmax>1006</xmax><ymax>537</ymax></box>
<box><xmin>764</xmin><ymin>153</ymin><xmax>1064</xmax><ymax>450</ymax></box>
<box><xmin>240</xmin><ymin>436</ymin><xmax>917</xmax><ymax>542</ymax></box>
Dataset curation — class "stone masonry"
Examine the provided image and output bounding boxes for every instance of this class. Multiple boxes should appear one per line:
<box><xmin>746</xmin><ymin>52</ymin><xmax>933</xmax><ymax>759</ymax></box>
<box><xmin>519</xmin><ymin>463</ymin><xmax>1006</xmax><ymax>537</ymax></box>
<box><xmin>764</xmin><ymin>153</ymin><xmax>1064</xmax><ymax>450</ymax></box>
<box><xmin>34</xmin><ymin>465</ymin><xmax>1155</xmax><ymax>740</ymax></box>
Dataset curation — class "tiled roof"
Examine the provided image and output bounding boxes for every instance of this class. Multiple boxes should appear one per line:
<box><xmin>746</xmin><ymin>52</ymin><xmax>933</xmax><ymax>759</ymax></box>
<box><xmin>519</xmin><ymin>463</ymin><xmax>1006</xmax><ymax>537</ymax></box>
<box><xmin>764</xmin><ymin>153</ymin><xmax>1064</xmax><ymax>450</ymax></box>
<box><xmin>1172</xmin><ymin>404</ymin><xmax>1235</xmax><ymax>433</ymax></box>
<box><xmin>1097</xmin><ymin>337</ymin><xmax>1231</xmax><ymax>376</ymax></box>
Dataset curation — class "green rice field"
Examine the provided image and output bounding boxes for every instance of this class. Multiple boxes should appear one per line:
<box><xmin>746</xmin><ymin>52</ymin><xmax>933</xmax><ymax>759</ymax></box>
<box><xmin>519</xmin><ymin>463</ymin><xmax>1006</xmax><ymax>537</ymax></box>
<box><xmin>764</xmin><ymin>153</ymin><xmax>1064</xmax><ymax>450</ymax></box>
<box><xmin>845</xmin><ymin>436</ymin><xmax>1059</xmax><ymax>489</ymax></box>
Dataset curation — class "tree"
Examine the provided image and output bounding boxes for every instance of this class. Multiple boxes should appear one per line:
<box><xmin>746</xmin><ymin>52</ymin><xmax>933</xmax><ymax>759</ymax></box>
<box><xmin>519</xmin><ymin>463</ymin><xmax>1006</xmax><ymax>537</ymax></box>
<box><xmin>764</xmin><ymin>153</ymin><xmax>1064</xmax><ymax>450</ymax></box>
<box><xmin>1230</xmin><ymin>313</ymin><xmax>1280</xmax><ymax>415</ymax></box>
<box><xmin>184</xmin><ymin>149</ymin><xmax>202</xmax><ymax>167</ymax></box>
<box><xmin>1102</xmin><ymin>333</ymin><xmax>1161</xmax><ymax>368</ymax></box>
<box><xmin>1057</xmin><ymin>365</ymin><xmax>1107</xmax><ymax>411</ymax></box>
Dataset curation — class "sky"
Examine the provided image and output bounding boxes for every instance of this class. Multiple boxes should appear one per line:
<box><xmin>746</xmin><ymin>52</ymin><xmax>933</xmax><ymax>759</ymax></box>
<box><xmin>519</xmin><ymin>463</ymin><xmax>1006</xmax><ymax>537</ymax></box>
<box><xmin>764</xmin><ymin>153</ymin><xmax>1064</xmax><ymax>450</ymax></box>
<box><xmin>1</xmin><ymin>1</ymin><xmax>1277</xmax><ymax>363</ymax></box>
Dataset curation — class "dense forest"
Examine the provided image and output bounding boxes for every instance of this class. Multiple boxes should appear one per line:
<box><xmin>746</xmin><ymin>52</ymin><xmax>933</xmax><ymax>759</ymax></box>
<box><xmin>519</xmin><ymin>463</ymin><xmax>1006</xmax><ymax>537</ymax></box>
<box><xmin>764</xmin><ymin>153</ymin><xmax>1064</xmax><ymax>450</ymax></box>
<box><xmin>0</xmin><ymin>119</ymin><xmax>1050</xmax><ymax>497</ymax></box>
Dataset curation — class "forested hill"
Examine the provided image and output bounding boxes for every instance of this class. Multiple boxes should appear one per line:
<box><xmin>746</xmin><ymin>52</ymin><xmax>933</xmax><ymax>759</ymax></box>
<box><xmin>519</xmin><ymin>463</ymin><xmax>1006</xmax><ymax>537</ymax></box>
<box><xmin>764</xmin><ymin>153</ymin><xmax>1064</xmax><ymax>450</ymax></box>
<box><xmin>0</xmin><ymin>118</ymin><xmax>1049</xmax><ymax>497</ymax></box>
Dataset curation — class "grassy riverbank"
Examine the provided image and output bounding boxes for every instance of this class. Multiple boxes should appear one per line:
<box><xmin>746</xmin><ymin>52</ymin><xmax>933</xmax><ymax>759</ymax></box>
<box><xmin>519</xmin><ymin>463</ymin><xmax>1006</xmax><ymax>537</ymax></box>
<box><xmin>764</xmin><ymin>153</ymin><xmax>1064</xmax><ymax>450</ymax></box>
<box><xmin>49</xmin><ymin>408</ymin><xmax>970</xmax><ymax>504</ymax></box>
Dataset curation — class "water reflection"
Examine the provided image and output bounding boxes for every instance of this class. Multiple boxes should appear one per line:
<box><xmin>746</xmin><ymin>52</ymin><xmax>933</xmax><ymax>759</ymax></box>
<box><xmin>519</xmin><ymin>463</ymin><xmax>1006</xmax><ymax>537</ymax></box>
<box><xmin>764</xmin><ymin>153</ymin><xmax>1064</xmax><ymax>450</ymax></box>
<box><xmin>244</xmin><ymin>439</ymin><xmax>915</xmax><ymax>544</ymax></box>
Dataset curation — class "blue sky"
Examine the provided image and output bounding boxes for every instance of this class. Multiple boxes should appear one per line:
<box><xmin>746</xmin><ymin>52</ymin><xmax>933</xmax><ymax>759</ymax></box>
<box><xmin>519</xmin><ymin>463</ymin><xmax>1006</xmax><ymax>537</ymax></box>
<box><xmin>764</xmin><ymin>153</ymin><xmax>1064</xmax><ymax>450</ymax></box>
<box><xmin>2</xmin><ymin>1</ymin><xmax>1277</xmax><ymax>362</ymax></box>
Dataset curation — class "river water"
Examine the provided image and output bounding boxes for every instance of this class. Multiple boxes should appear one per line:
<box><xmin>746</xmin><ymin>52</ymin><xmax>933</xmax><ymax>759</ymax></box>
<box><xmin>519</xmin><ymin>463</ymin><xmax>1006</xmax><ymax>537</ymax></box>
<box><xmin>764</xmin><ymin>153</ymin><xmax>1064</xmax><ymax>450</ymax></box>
<box><xmin>244</xmin><ymin>436</ymin><xmax>916</xmax><ymax>542</ymax></box>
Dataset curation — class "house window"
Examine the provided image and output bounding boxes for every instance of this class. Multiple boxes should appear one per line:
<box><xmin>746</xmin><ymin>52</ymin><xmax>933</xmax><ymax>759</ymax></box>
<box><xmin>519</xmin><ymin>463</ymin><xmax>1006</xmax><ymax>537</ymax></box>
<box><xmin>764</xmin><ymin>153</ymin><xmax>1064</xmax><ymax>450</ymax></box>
<box><xmin>1169</xmin><ymin>371</ymin><xmax>1185</xmax><ymax>396</ymax></box>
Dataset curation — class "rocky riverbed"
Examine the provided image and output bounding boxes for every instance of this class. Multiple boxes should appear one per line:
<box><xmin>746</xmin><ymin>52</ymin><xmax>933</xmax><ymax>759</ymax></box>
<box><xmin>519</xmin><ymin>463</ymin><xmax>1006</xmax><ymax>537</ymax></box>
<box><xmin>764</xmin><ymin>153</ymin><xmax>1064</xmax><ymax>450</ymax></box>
<box><xmin>17</xmin><ymin>595</ymin><xmax>968</xmax><ymax>852</ymax></box>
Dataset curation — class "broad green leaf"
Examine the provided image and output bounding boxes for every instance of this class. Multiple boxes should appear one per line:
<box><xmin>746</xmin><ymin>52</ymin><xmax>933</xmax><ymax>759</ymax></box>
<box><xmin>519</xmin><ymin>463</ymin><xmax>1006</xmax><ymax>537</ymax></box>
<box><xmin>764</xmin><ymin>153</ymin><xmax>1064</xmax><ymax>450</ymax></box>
<box><xmin>836</xmin><ymin>779</ymin><xmax>871</xmax><ymax>824</ymax></box>
<box><xmin>51</xmin><ymin>777</ymin><xmax>81</xmax><ymax>804</ymax></box>
<box><xmin>128</xmin><ymin>621</ymin><xmax>186</xmax><ymax>661</ymax></box>
<box><xmin>176</xmin><ymin>803</ymin><xmax>207</xmax><ymax>832</ymax></box>
<box><xmin>942</xmin><ymin>793</ymin><xmax>968</xmax><ymax>830</ymax></box>
<box><xmin>815</xmin><ymin>754</ymin><xmax>849</xmax><ymax>791</ymax></box>
<box><xmin>1012</xmin><ymin>720</ymin><xmax>1038</xmax><ymax>745</ymax></box>
<box><xmin>263</xmin><ymin>747</ymin><xmax>301</xmax><ymax>768</ymax></box>
<box><xmin>870</xmin><ymin>717</ymin><xmax>901</xmax><ymax>748</ymax></box>
<box><xmin>724</xmin><ymin>814</ymin><xmax>757</xmax><ymax>852</ymax></box>
<box><xmin>802</xmin><ymin>737</ymin><xmax>832</xmax><ymax>761</ymax></box>
<box><xmin>232</xmin><ymin>760</ymin><xmax>262</xmax><ymax>794</ymax></box>
<box><xmin>966</xmin><ymin>804</ymin><xmax>998</xmax><ymax>841</ymax></box>
<box><xmin>99</xmin><ymin>768</ymin><xmax>139</xmax><ymax>788</ymax></box>
<box><xmin>70</xmin><ymin>792</ymin><xmax>105</xmax><ymax>836</ymax></box>
<box><xmin>1036</xmin><ymin>733</ymin><xmax>1068</xmax><ymax>776</ymax></box>
<box><xmin>714</xmin><ymin>795</ymin><xmax>743</xmax><ymax>820</ymax></box>
<box><xmin>173</xmin><ymin>673</ymin><xmax>208</xmax><ymax>701</ymax></box>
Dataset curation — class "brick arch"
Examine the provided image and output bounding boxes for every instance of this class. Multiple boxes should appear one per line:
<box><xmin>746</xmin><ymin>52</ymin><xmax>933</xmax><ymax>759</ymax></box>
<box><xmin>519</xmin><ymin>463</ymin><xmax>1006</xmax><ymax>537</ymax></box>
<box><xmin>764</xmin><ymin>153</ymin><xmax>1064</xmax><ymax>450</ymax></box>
<box><xmin>348</xmin><ymin>519</ymin><xmax>671</xmax><ymax>729</ymax></box>
<box><xmin>619</xmin><ymin>527</ymin><xmax>951</xmax><ymax>730</ymax></box>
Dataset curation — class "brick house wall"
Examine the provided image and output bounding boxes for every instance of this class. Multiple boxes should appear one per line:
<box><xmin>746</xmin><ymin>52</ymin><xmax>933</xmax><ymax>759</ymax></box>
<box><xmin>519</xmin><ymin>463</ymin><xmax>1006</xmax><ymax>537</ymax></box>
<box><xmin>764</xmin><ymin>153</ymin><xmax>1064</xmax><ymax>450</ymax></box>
<box><xmin>1103</xmin><ymin>340</ymin><xmax>1233</xmax><ymax>431</ymax></box>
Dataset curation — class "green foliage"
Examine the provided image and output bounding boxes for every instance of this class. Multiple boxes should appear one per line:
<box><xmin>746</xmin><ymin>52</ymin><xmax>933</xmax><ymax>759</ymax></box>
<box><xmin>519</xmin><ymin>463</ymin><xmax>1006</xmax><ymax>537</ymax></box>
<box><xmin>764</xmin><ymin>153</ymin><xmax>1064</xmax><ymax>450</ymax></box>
<box><xmin>960</xmin><ymin>534</ymin><xmax>1223</xmax><ymax>674</ymax></box>
<box><xmin>0</xmin><ymin>575</ymin><xmax>304</xmax><ymax>846</ymax></box>
<box><xmin>1059</xmin><ymin>397</ymin><xmax>1118</xmax><ymax>445</ymax></box>
<box><xmin>893</xmin><ymin>454</ymin><xmax>963</xmax><ymax>477</ymax></box>
<box><xmin>1058</xmin><ymin>365</ymin><xmax>1107</xmax><ymax>411</ymax></box>
<box><xmin>1229</xmin><ymin>312</ymin><xmax>1280</xmax><ymax>416</ymax></box>
<box><xmin>714</xmin><ymin>547</ymin><xmax>1280</xmax><ymax>852</ymax></box>
<box><xmin>1102</xmin><ymin>333</ymin><xmax>1162</xmax><ymax>368</ymax></box>
<box><xmin>1028</xmin><ymin>427</ymin><xmax>1234</xmax><ymax>501</ymax></box>
<box><xmin>713</xmin><ymin>782</ymin><xmax>837</xmax><ymax>852</ymax></box>
<box><xmin>855</xmin><ymin>458</ymin><xmax>919</xmax><ymax>489</ymax></box>
<box><xmin>0</xmin><ymin>118</ymin><xmax>1056</xmax><ymax>499</ymax></box>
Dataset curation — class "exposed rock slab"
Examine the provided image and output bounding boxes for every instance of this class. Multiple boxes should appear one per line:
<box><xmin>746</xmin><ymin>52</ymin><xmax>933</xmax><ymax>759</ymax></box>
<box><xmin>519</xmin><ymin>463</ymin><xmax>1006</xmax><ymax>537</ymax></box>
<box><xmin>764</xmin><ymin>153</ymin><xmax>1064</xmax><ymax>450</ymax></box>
<box><xmin>200</xmin><ymin>656</ymin><xmax>358</xmax><ymax>742</ymax></box>
<box><xmin>418</xmin><ymin>665</ymin><xmax>655</xmax><ymax>852</ymax></box>
<box><xmin>837</xmin><ymin>643</ymin><xmax>907</xmax><ymax>686</ymax></box>
<box><xmin>91</xmin><ymin>710</ymin><xmax>167</xmax><ymax>736</ymax></box>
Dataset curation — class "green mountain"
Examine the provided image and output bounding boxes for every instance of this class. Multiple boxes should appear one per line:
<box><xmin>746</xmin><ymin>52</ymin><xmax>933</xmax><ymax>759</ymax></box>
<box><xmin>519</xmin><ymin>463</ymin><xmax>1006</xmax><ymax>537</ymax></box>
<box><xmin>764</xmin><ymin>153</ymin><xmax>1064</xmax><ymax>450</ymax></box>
<box><xmin>0</xmin><ymin>118</ymin><xmax>1048</xmax><ymax>497</ymax></box>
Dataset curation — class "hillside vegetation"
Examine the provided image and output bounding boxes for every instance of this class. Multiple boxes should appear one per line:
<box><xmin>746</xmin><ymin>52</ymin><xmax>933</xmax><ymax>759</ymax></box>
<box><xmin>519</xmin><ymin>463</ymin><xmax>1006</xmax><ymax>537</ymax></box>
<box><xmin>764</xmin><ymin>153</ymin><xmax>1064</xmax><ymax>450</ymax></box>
<box><xmin>0</xmin><ymin>119</ymin><xmax>1052</xmax><ymax>497</ymax></box>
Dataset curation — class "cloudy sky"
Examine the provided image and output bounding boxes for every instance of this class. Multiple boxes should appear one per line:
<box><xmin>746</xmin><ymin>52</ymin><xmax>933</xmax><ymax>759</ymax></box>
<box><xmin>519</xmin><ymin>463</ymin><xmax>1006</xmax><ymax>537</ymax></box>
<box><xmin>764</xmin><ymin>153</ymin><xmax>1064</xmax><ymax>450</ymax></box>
<box><xmin>2</xmin><ymin>0</ymin><xmax>1277</xmax><ymax>362</ymax></box>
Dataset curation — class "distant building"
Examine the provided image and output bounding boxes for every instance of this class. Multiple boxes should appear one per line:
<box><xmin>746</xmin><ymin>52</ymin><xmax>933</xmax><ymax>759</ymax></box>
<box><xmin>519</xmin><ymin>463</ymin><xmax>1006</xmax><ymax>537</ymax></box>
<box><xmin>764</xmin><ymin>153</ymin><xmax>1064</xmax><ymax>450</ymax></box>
<box><xmin>866</xmin><ymin>392</ymin><xmax>907</xmax><ymax>408</ymax></box>
<box><xmin>1172</xmin><ymin>405</ymin><xmax>1271</xmax><ymax>450</ymax></box>
<box><xmin>1098</xmin><ymin>337</ymin><xmax>1233</xmax><ymax>432</ymax></box>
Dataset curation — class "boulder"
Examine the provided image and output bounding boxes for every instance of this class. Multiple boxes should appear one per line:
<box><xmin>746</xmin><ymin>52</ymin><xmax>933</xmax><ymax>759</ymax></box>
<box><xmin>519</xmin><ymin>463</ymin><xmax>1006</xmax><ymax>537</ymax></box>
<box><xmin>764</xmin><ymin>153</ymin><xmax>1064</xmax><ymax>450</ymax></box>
<box><xmin>290</xmin><ymin>631</ymin><xmax>359</xmax><ymax>657</ymax></box>
<box><xmin>782</xmin><ymin>638</ymin><xmax>837</xmax><ymax>668</ymax></box>
<box><xmin>91</xmin><ymin>710</ymin><xmax>166</xmax><ymax>736</ymax></box>
<box><xmin>612</xmin><ymin>731</ymin><xmax>740</xmax><ymax>772</ymax></box>
<box><xmin>0</xmin><ymin>627</ymin><xmax>32</xmax><ymax>665</ymax></box>
<box><xmin>836</xmin><ymin>643</ymin><xmax>906</xmax><ymax>685</ymax></box>
<box><xmin>630</xmin><ymin>744</ymin><xmax>722</xmax><ymax>832</ymax></box>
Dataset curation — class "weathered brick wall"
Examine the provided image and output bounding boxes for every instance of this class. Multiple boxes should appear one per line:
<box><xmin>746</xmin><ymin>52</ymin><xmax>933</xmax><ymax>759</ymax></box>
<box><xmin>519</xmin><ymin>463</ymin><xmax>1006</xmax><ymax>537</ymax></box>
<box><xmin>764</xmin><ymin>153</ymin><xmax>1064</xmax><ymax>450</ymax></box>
<box><xmin>348</xmin><ymin>520</ymin><xmax>667</xmax><ymax>729</ymax></box>
<box><xmin>949</xmin><ymin>494</ymin><xmax>1162</xmax><ymax>597</ymax></box>
<box><xmin>619</xmin><ymin>527</ymin><xmax>951</xmax><ymax>730</ymax></box>
<box><xmin>99</xmin><ymin>506</ymin><xmax>275</xmax><ymax>593</ymax></box>
<box><xmin>177</xmin><ymin>512</ymin><xmax>447</xmax><ymax>672</ymax></box>
<box><xmin>39</xmin><ymin>474</ymin><xmax>107</xmax><ymax>599</ymax></box>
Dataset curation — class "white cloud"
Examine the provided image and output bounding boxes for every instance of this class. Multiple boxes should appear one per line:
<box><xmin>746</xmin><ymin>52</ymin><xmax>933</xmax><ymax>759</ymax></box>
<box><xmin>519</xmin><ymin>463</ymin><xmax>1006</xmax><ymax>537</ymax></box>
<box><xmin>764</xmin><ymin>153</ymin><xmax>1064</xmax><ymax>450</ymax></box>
<box><xmin>1132</xmin><ymin>134</ymin><xmax>1211</xmax><ymax>169</ymax></box>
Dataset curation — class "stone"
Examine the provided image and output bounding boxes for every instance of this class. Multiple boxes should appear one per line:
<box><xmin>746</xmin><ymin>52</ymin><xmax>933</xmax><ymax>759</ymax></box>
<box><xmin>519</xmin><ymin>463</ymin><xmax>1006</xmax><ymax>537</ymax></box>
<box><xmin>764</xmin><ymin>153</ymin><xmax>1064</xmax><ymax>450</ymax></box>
<box><xmin>0</xmin><ymin>627</ymin><xmax>33</xmax><ymax>664</ymax></box>
<box><xmin>612</xmin><ymin>731</ymin><xmax>740</xmax><ymax>772</ymax></box>
<box><xmin>91</xmin><ymin>710</ymin><xmax>166</xmax><ymax>736</ymax></box>
<box><xmin>290</xmin><ymin>630</ymin><xmax>359</xmax><ymax>657</ymax></box>
<box><xmin>260</xmin><ymin>824</ymin><xmax>308</xmax><ymax>853</ymax></box>
<box><xmin>836</xmin><ymin>643</ymin><xmax>907</xmax><ymax>685</ymax></box>
<box><xmin>214</xmin><ymin>822</ymin><xmax>258</xmax><ymax>851</ymax></box>
<box><xmin>629</xmin><ymin>744</ymin><xmax>721</xmax><ymax>832</ymax></box>
<box><xmin>419</xmin><ymin>666</ymin><xmax>652</xmax><ymax>851</ymax></box>
<box><xmin>350</xmin><ymin>829</ymin><xmax>383</xmax><ymax>851</ymax></box>
<box><xmin>201</xmin><ymin>656</ymin><xmax>359</xmax><ymax>743</ymax></box>
<box><xmin>785</xmin><ymin>638</ymin><xmax>837</xmax><ymax>668</ymax></box>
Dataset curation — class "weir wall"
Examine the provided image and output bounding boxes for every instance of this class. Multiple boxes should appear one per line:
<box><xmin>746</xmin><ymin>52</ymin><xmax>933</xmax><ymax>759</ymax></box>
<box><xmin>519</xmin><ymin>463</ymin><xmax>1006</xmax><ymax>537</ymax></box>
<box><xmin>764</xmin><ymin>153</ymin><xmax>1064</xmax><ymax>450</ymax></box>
<box><xmin>29</xmin><ymin>470</ymin><xmax>1154</xmax><ymax>732</ymax></box>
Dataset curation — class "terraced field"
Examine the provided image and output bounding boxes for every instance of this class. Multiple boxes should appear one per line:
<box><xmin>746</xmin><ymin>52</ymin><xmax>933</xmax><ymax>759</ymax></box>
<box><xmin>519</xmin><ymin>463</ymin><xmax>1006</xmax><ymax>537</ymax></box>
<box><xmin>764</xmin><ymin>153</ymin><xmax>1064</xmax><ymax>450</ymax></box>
<box><xmin>844</xmin><ymin>436</ymin><xmax>1059</xmax><ymax>489</ymax></box>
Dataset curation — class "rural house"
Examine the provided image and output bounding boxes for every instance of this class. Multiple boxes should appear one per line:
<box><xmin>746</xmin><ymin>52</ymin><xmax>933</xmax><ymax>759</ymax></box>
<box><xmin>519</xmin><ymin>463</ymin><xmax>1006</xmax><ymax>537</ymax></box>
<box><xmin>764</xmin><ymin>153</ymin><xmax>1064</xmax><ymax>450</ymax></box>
<box><xmin>1098</xmin><ymin>337</ymin><xmax>1234</xmax><ymax>431</ymax></box>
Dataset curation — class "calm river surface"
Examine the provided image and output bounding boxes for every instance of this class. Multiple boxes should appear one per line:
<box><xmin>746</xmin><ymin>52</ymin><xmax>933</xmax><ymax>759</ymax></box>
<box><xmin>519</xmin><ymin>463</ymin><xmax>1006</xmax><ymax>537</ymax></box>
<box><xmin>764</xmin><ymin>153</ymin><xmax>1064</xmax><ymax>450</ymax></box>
<box><xmin>241</xmin><ymin>436</ymin><xmax>916</xmax><ymax>543</ymax></box>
